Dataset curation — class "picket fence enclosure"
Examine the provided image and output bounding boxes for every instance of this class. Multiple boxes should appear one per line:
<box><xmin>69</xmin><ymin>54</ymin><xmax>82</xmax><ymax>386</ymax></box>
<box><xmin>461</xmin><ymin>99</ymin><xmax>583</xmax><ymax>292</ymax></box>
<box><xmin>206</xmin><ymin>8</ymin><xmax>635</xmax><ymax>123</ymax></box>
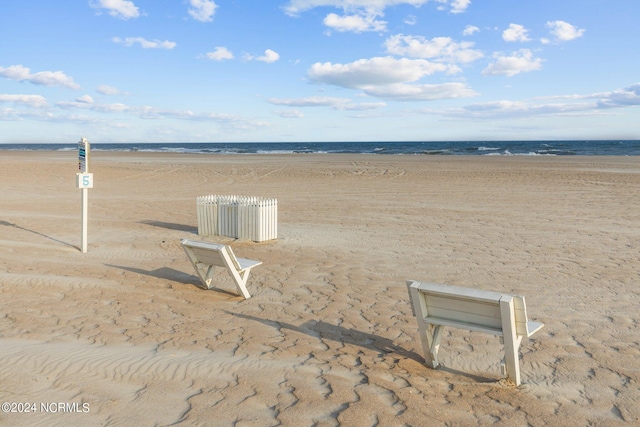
<box><xmin>196</xmin><ymin>195</ymin><xmax>277</xmax><ymax>242</ymax></box>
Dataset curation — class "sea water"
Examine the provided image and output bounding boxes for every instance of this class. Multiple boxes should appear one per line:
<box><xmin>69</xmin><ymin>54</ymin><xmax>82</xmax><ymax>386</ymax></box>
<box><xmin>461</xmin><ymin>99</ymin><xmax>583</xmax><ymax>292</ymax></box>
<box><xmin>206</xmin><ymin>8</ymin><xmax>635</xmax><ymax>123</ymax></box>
<box><xmin>1</xmin><ymin>140</ymin><xmax>639</xmax><ymax>156</ymax></box>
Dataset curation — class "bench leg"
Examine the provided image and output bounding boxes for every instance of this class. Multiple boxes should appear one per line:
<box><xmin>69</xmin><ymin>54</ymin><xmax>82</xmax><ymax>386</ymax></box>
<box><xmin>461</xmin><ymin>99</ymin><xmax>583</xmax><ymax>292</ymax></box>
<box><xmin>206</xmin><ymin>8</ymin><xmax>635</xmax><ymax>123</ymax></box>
<box><xmin>425</xmin><ymin>324</ymin><xmax>443</xmax><ymax>368</ymax></box>
<box><xmin>500</xmin><ymin>296</ymin><xmax>522</xmax><ymax>385</ymax></box>
<box><xmin>416</xmin><ymin>321</ymin><xmax>442</xmax><ymax>369</ymax></box>
<box><xmin>190</xmin><ymin>263</ymin><xmax>217</xmax><ymax>289</ymax></box>
<box><xmin>201</xmin><ymin>265</ymin><xmax>216</xmax><ymax>289</ymax></box>
<box><xmin>183</xmin><ymin>246</ymin><xmax>218</xmax><ymax>290</ymax></box>
<box><xmin>407</xmin><ymin>282</ymin><xmax>442</xmax><ymax>368</ymax></box>
<box><xmin>228</xmin><ymin>268</ymin><xmax>252</xmax><ymax>300</ymax></box>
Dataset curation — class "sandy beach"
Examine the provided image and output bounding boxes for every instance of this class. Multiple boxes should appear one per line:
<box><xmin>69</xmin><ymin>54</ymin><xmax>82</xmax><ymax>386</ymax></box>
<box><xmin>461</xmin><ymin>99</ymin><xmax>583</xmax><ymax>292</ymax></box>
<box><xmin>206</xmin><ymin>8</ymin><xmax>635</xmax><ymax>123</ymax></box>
<box><xmin>1</xmin><ymin>151</ymin><xmax>639</xmax><ymax>426</ymax></box>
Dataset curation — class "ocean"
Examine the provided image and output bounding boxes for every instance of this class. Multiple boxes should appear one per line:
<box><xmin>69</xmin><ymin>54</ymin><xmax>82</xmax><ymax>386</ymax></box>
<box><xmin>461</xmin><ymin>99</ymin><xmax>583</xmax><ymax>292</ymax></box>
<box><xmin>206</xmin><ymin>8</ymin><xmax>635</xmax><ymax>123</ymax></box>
<box><xmin>1</xmin><ymin>140</ymin><xmax>639</xmax><ymax>156</ymax></box>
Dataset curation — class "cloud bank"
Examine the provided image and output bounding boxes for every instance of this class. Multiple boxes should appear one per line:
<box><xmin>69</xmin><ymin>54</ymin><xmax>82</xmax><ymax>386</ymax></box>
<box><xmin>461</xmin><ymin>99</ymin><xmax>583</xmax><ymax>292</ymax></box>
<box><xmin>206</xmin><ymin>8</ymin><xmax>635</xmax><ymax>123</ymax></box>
<box><xmin>112</xmin><ymin>37</ymin><xmax>176</xmax><ymax>49</ymax></box>
<box><xmin>0</xmin><ymin>65</ymin><xmax>80</xmax><ymax>89</ymax></box>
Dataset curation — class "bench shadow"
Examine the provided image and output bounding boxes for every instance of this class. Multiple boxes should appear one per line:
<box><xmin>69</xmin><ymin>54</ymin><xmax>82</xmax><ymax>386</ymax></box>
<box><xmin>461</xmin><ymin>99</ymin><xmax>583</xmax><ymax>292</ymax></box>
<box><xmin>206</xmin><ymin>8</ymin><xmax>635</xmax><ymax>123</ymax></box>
<box><xmin>0</xmin><ymin>220</ymin><xmax>77</xmax><ymax>250</ymax></box>
<box><xmin>106</xmin><ymin>264</ymin><xmax>195</xmax><ymax>283</ymax></box>
<box><xmin>139</xmin><ymin>220</ymin><xmax>198</xmax><ymax>233</ymax></box>
<box><xmin>105</xmin><ymin>264</ymin><xmax>239</xmax><ymax>297</ymax></box>
<box><xmin>437</xmin><ymin>366</ymin><xmax>498</xmax><ymax>383</ymax></box>
<box><xmin>227</xmin><ymin>311</ymin><xmax>498</xmax><ymax>383</ymax></box>
<box><xmin>226</xmin><ymin>311</ymin><xmax>423</xmax><ymax>364</ymax></box>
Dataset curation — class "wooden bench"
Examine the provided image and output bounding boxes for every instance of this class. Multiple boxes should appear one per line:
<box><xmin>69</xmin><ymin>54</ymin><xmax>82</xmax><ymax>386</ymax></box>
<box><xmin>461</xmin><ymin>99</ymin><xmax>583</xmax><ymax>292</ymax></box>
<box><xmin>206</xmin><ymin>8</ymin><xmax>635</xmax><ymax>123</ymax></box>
<box><xmin>181</xmin><ymin>239</ymin><xmax>262</xmax><ymax>299</ymax></box>
<box><xmin>406</xmin><ymin>280</ymin><xmax>544</xmax><ymax>385</ymax></box>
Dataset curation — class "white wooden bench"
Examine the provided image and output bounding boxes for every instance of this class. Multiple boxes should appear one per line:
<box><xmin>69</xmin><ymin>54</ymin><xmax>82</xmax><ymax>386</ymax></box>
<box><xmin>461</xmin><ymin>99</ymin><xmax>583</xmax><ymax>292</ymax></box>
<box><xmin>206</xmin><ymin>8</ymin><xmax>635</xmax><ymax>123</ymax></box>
<box><xmin>406</xmin><ymin>280</ymin><xmax>544</xmax><ymax>385</ymax></box>
<box><xmin>181</xmin><ymin>239</ymin><xmax>262</xmax><ymax>299</ymax></box>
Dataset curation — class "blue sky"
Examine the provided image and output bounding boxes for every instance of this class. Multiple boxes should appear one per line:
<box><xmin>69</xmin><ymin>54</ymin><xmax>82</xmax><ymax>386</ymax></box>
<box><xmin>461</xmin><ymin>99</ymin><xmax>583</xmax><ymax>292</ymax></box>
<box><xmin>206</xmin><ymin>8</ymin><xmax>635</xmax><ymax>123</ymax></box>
<box><xmin>1</xmin><ymin>0</ymin><xmax>639</xmax><ymax>143</ymax></box>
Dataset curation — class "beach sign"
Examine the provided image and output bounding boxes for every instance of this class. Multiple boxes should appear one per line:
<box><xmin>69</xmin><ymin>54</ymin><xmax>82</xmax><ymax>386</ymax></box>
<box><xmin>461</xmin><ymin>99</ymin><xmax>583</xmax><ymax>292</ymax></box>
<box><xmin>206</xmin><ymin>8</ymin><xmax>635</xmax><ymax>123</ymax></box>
<box><xmin>76</xmin><ymin>137</ymin><xmax>93</xmax><ymax>253</ymax></box>
<box><xmin>78</xmin><ymin>136</ymin><xmax>90</xmax><ymax>173</ymax></box>
<box><xmin>76</xmin><ymin>172</ymin><xmax>93</xmax><ymax>189</ymax></box>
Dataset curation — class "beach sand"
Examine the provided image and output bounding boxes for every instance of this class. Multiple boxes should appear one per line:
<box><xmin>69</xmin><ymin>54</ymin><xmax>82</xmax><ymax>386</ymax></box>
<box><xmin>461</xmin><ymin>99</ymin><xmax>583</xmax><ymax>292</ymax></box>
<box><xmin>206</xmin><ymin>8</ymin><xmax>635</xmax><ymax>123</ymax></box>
<box><xmin>1</xmin><ymin>151</ymin><xmax>639</xmax><ymax>426</ymax></box>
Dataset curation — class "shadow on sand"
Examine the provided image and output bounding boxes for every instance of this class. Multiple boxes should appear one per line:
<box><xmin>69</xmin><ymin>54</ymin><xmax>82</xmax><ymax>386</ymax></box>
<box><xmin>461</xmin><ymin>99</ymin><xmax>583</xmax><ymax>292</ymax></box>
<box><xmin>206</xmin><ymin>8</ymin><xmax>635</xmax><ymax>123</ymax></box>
<box><xmin>105</xmin><ymin>264</ymin><xmax>239</xmax><ymax>297</ymax></box>
<box><xmin>226</xmin><ymin>311</ymin><xmax>498</xmax><ymax>383</ymax></box>
<box><xmin>226</xmin><ymin>311</ymin><xmax>423</xmax><ymax>363</ymax></box>
<box><xmin>0</xmin><ymin>220</ymin><xmax>77</xmax><ymax>250</ymax></box>
<box><xmin>139</xmin><ymin>220</ymin><xmax>198</xmax><ymax>233</ymax></box>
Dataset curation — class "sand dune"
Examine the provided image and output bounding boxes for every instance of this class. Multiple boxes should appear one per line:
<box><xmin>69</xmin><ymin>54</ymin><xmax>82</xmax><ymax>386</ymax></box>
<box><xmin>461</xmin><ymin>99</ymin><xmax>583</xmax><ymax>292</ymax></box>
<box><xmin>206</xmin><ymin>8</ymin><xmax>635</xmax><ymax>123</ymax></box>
<box><xmin>1</xmin><ymin>152</ymin><xmax>639</xmax><ymax>426</ymax></box>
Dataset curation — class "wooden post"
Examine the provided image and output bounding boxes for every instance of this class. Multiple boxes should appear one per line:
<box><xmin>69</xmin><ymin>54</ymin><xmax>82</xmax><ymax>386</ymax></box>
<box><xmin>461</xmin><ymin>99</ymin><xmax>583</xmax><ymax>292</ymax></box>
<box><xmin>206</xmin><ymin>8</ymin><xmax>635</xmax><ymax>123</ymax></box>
<box><xmin>77</xmin><ymin>137</ymin><xmax>93</xmax><ymax>253</ymax></box>
<box><xmin>81</xmin><ymin>186</ymin><xmax>88</xmax><ymax>253</ymax></box>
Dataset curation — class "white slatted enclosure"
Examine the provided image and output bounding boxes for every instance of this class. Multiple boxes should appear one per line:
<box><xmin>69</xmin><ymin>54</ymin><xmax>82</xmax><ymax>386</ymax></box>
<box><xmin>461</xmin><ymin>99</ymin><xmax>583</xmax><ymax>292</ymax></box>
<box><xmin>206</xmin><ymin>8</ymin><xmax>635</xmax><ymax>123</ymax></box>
<box><xmin>196</xmin><ymin>195</ymin><xmax>277</xmax><ymax>242</ymax></box>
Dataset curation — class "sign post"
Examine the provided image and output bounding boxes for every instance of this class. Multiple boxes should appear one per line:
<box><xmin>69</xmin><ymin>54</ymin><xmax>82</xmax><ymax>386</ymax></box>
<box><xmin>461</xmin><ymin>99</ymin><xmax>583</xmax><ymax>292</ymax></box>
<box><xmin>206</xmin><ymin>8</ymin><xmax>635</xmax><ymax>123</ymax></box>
<box><xmin>76</xmin><ymin>137</ymin><xmax>93</xmax><ymax>253</ymax></box>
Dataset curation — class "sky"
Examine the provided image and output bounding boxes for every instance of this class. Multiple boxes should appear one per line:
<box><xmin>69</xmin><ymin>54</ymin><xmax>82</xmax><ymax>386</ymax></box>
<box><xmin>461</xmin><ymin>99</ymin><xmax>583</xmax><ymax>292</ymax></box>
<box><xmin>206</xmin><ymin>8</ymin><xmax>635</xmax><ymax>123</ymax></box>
<box><xmin>1</xmin><ymin>0</ymin><xmax>639</xmax><ymax>144</ymax></box>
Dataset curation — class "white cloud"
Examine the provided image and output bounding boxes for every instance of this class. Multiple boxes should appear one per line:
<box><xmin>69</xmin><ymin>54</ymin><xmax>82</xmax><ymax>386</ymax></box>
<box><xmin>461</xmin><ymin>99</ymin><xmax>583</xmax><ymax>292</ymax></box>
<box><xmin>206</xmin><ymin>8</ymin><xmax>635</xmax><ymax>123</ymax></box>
<box><xmin>361</xmin><ymin>82</ymin><xmax>477</xmax><ymax>100</ymax></box>
<box><xmin>283</xmin><ymin>1</ymin><xmax>469</xmax><ymax>18</ymax></box>
<box><xmin>547</xmin><ymin>20</ymin><xmax>585</xmax><ymax>41</ymax></box>
<box><xmin>284</xmin><ymin>0</ymin><xmax>424</xmax><ymax>16</ymax></box>
<box><xmin>0</xmin><ymin>108</ymin><xmax>56</xmax><ymax>122</ymax></box>
<box><xmin>53</xmin><ymin>98</ymin><xmax>270</xmax><ymax>131</ymax></box>
<box><xmin>97</xmin><ymin>84</ymin><xmax>124</xmax><ymax>95</ymax></box>
<box><xmin>309</xmin><ymin>56</ymin><xmax>450</xmax><ymax>88</ymax></box>
<box><xmin>112</xmin><ymin>37</ymin><xmax>176</xmax><ymax>49</ymax></box>
<box><xmin>0</xmin><ymin>94</ymin><xmax>48</xmax><ymax>108</ymax></box>
<box><xmin>422</xmin><ymin>99</ymin><xmax>598</xmax><ymax>120</ymax></box>
<box><xmin>0</xmin><ymin>65</ymin><xmax>80</xmax><ymax>89</ymax></box>
<box><xmin>384</xmin><ymin>34</ymin><xmax>483</xmax><ymax>63</ymax></box>
<box><xmin>92</xmin><ymin>103</ymin><xmax>130</xmax><ymax>113</ymax></box>
<box><xmin>404</xmin><ymin>15</ymin><xmax>417</xmax><ymax>25</ymax></box>
<box><xmin>595</xmin><ymin>83</ymin><xmax>640</xmax><ymax>108</ymax></box>
<box><xmin>502</xmin><ymin>24</ymin><xmax>530</xmax><ymax>42</ymax></box>
<box><xmin>464</xmin><ymin>100</ymin><xmax>535</xmax><ymax>114</ymax></box>
<box><xmin>258</xmin><ymin>49</ymin><xmax>280</xmax><ymax>63</ymax></box>
<box><xmin>482</xmin><ymin>49</ymin><xmax>543</xmax><ymax>77</ymax></box>
<box><xmin>76</xmin><ymin>95</ymin><xmax>94</xmax><ymax>104</ymax></box>
<box><xmin>2</xmin><ymin>94</ymin><xmax>271</xmax><ymax>134</ymax></box>
<box><xmin>273</xmin><ymin>109</ymin><xmax>305</xmax><ymax>118</ymax></box>
<box><xmin>460</xmin><ymin>99</ymin><xmax>594</xmax><ymax>118</ymax></box>
<box><xmin>307</xmin><ymin>56</ymin><xmax>477</xmax><ymax>101</ymax></box>
<box><xmin>428</xmin><ymin>83</ymin><xmax>640</xmax><ymax>120</ymax></box>
<box><xmin>268</xmin><ymin>96</ymin><xmax>386</xmax><ymax>110</ymax></box>
<box><xmin>0</xmin><ymin>108</ymin><xmax>106</xmax><ymax>124</ymax></box>
<box><xmin>246</xmin><ymin>49</ymin><xmax>280</xmax><ymax>63</ymax></box>
<box><xmin>283</xmin><ymin>1</ymin><xmax>471</xmax><ymax>32</ymax></box>
<box><xmin>56</xmin><ymin>99</ymin><xmax>129</xmax><ymax>112</ymax></box>
<box><xmin>188</xmin><ymin>0</ymin><xmax>218</xmax><ymax>22</ymax></box>
<box><xmin>449</xmin><ymin>0</ymin><xmax>471</xmax><ymax>14</ymax></box>
<box><xmin>323</xmin><ymin>12</ymin><xmax>387</xmax><ymax>32</ymax></box>
<box><xmin>342</xmin><ymin>101</ymin><xmax>387</xmax><ymax>110</ymax></box>
<box><xmin>269</xmin><ymin>96</ymin><xmax>352</xmax><ymax>107</ymax></box>
<box><xmin>152</xmin><ymin>110</ymin><xmax>272</xmax><ymax>132</ymax></box>
<box><xmin>91</xmin><ymin>0</ymin><xmax>140</xmax><ymax>20</ymax></box>
<box><xmin>462</xmin><ymin>25</ymin><xmax>479</xmax><ymax>36</ymax></box>
<box><xmin>204</xmin><ymin>47</ymin><xmax>234</xmax><ymax>61</ymax></box>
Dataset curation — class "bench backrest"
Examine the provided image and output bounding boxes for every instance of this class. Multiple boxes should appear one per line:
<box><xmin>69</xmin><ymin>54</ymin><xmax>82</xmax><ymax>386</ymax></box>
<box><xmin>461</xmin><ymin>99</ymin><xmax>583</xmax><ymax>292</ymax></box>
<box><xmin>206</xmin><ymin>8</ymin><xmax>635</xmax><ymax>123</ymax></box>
<box><xmin>408</xmin><ymin>281</ymin><xmax>531</xmax><ymax>337</ymax></box>
<box><xmin>181</xmin><ymin>240</ymin><xmax>241</xmax><ymax>271</ymax></box>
